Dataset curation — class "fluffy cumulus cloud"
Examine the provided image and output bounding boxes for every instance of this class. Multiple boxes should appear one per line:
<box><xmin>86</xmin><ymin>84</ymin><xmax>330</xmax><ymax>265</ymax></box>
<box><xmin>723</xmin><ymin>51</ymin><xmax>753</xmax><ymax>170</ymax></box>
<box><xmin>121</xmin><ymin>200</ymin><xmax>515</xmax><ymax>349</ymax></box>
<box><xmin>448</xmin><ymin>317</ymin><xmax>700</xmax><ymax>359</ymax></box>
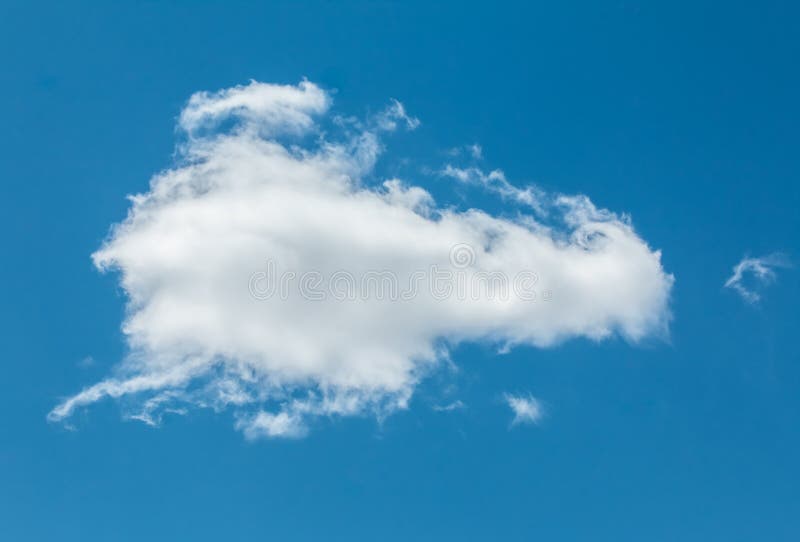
<box><xmin>49</xmin><ymin>80</ymin><xmax>673</xmax><ymax>438</ymax></box>
<box><xmin>724</xmin><ymin>253</ymin><xmax>791</xmax><ymax>304</ymax></box>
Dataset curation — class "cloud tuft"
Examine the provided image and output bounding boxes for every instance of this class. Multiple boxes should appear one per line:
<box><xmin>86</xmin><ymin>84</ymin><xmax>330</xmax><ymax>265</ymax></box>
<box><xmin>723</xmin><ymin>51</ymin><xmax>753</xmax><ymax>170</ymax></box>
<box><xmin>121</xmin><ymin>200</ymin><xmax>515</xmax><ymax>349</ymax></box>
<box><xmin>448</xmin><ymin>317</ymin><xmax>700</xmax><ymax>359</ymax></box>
<box><xmin>724</xmin><ymin>253</ymin><xmax>790</xmax><ymax>304</ymax></box>
<box><xmin>504</xmin><ymin>393</ymin><xmax>543</xmax><ymax>426</ymax></box>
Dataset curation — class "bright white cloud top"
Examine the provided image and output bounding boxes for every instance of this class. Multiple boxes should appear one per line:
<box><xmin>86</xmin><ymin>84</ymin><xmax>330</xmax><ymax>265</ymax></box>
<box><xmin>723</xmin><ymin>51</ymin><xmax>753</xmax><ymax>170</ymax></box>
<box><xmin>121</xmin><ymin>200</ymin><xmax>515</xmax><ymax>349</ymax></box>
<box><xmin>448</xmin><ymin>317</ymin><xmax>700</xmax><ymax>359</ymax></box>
<box><xmin>724</xmin><ymin>253</ymin><xmax>790</xmax><ymax>304</ymax></box>
<box><xmin>49</xmin><ymin>80</ymin><xmax>673</xmax><ymax>438</ymax></box>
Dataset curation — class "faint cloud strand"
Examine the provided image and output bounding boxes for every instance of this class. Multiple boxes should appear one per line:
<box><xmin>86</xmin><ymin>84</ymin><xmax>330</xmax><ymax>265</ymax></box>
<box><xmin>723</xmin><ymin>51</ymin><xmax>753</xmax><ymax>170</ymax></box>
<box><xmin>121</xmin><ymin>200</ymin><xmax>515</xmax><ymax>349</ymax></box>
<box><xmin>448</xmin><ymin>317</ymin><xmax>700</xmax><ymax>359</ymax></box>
<box><xmin>724</xmin><ymin>253</ymin><xmax>791</xmax><ymax>304</ymax></box>
<box><xmin>441</xmin><ymin>165</ymin><xmax>547</xmax><ymax>215</ymax></box>
<box><xmin>432</xmin><ymin>400</ymin><xmax>466</xmax><ymax>412</ymax></box>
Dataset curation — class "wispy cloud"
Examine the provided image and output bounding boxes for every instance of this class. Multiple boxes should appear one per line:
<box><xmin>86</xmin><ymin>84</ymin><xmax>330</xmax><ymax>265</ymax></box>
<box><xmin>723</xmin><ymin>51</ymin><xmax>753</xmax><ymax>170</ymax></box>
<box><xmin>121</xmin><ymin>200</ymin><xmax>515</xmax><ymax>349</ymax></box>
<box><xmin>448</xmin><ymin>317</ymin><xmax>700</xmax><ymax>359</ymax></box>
<box><xmin>77</xmin><ymin>356</ymin><xmax>95</xmax><ymax>369</ymax></box>
<box><xmin>432</xmin><ymin>400</ymin><xmax>466</xmax><ymax>412</ymax></box>
<box><xmin>504</xmin><ymin>393</ymin><xmax>543</xmax><ymax>426</ymax></box>
<box><xmin>446</xmin><ymin>143</ymin><xmax>482</xmax><ymax>159</ymax></box>
<box><xmin>440</xmin><ymin>165</ymin><xmax>546</xmax><ymax>214</ymax></box>
<box><xmin>375</xmin><ymin>98</ymin><xmax>420</xmax><ymax>131</ymax></box>
<box><xmin>724</xmin><ymin>253</ymin><xmax>791</xmax><ymax>304</ymax></box>
<box><xmin>236</xmin><ymin>410</ymin><xmax>308</xmax><ymax>439</ymax></box>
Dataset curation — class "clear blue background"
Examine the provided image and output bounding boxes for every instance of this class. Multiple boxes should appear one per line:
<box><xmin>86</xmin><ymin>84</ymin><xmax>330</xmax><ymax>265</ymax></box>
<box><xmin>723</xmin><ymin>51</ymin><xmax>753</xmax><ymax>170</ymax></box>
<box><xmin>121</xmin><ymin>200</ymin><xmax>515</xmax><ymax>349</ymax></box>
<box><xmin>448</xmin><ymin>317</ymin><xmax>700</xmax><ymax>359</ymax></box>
<box><xmin>1</xmin><ymin>1</ymin><xmax>799</xmax><ymax>540</ymax></box>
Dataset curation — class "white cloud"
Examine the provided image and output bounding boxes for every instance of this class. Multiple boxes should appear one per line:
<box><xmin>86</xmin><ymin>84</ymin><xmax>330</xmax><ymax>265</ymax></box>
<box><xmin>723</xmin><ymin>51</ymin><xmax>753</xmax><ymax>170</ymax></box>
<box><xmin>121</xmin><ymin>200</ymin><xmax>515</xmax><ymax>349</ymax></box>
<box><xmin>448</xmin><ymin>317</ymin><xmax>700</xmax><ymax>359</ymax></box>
<box><xmin>49</xmin><ymin>80</ymin><xmax>673</xmax><ymax>438</ymax></box>
<box><xmin>441</xmin><ymin>165</ymin><xmax>546</xmax><ymax>214</ymax></box>
<box><xmin>375</xmin><ymin>99</ymin><xmax>420</xmax><ymax>131</ymax></box>
<box><xmin>446</xmin><ymin>143</ymin><xmax>482</xmax><ymax>159</ymax></box>
<box><xmin>432</xmin><ymin>400</ymin><xmax>466</xmax><ymax>412</ymax></box>
<box><xmin>77</xmin><ymin>356</ymin><xmax>95</xmax><ymax>368</ymax></box>
<box><xmin>724</xmin><ymin>253</ymin><xmax>790</xmax><ymax>304</ymax></box>
<box><xmin>504</xmin><ymin>393</ymin><xmax>543</xmax><ymax>426</ymax></box>
<box><xmin>179</xmin><ymin>79</ymin><xmax>330</xmax><ymax>136</ymax></box>
<box><xmin>236</xmin><ymin>410</ymin><xmax>308</xmax><ymax>439</ymax></box>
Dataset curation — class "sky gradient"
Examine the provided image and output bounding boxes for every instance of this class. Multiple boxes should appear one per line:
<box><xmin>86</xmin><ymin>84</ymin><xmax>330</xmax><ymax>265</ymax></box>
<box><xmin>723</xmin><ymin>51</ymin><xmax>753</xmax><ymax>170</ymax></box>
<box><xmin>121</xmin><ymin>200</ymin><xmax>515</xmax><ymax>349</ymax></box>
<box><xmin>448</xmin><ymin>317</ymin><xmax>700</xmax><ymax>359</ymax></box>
<box><xmin>1</xmin><ymin>2</ymin><xmax>799</xmax><ymax>540</ymax></box>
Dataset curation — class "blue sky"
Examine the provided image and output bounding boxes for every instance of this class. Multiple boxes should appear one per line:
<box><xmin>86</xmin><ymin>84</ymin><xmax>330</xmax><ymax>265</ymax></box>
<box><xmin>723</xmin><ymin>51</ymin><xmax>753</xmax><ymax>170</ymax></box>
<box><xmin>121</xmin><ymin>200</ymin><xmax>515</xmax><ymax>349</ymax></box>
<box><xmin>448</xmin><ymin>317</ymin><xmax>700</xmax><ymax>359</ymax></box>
<box><xmin>2</xmin><ymin>1</ymin><xmax>799</xmax><ymax>540</ymax></box>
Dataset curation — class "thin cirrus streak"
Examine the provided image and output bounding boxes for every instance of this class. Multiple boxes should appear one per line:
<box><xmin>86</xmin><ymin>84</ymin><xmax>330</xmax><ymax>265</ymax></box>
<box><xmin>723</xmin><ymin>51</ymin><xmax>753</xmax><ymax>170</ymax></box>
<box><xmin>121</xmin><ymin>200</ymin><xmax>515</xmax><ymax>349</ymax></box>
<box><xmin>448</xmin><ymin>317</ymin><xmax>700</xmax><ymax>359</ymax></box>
<box><xmin>724</xmin><ymin>252</ymin><xmax>791</xmax><ymax>304</ymax></box>
<box><xmin>48</xmin><ymin>80</ymin><xmax>673</xmax><ymax>438</ymax></box>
